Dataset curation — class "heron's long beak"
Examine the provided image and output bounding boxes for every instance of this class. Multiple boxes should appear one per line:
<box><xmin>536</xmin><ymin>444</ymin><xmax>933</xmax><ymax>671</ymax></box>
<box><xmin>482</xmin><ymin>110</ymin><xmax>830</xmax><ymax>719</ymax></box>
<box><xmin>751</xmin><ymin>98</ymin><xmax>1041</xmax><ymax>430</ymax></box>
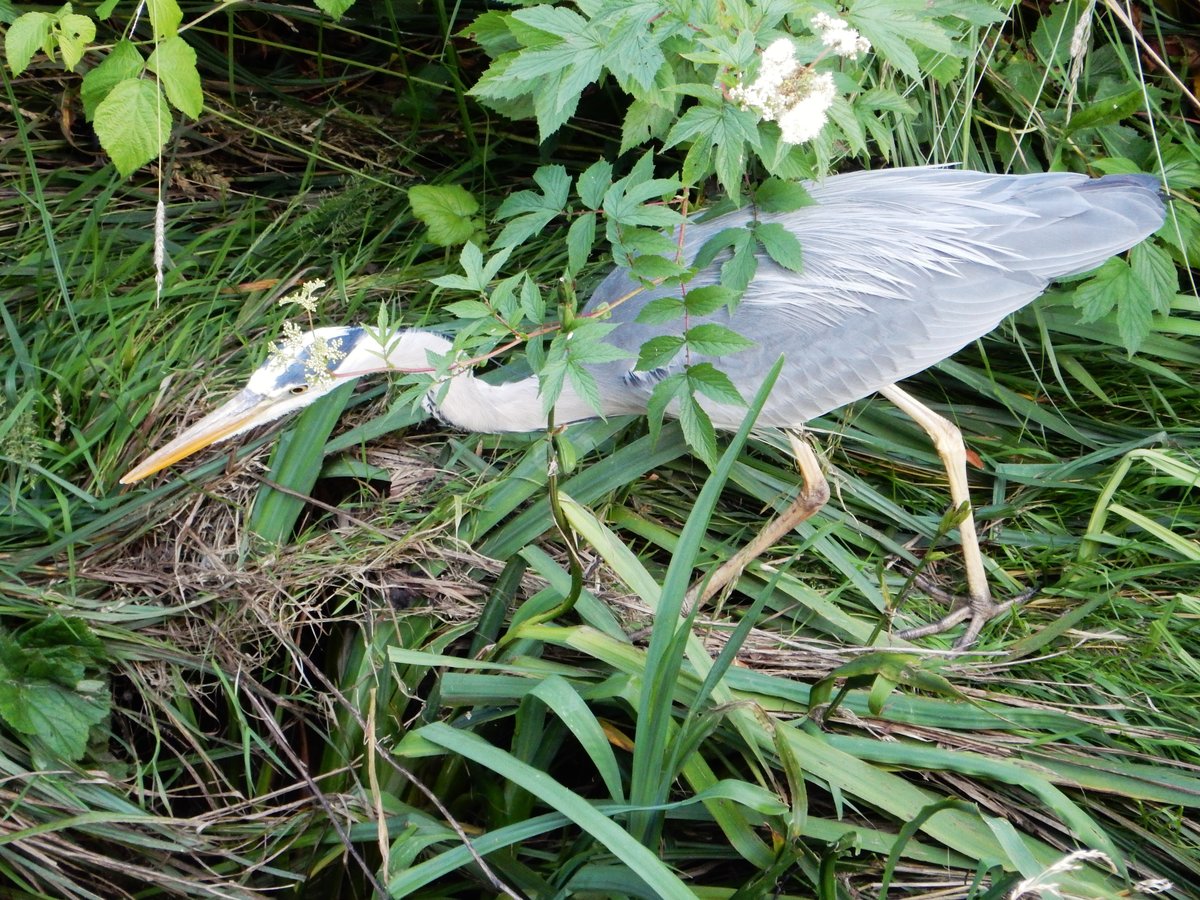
<box><xmin>120</xmin><ymin>388</ymin><xmax>276</xmax><ymax>484</ymax></box>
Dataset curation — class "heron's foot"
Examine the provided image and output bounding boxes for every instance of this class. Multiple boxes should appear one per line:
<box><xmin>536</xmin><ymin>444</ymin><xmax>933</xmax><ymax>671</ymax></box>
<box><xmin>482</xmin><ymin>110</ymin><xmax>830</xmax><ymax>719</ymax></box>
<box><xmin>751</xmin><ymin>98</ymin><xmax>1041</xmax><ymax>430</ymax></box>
<box><xmin>895</xmin><ymin>576</ymin><xmax>1039</xmax><ymax>649</ymax></box>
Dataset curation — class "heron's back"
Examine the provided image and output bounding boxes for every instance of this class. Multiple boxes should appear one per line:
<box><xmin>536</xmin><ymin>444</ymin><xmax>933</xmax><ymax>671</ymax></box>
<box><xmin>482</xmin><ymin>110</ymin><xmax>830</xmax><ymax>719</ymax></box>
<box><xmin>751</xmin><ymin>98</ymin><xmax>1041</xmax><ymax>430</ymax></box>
<box><xmin>585</xmin><ymin>167</ymin><xmax>1166</xmax><ymax>427</ymax></box>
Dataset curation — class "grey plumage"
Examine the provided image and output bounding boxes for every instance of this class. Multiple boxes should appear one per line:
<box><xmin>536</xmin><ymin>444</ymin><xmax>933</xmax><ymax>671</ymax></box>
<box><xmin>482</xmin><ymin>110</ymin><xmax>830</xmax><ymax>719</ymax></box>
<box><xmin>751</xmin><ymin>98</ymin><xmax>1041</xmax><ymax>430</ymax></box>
<box><xmin>581</xmin><ymin>167</ymin><xmax>1165</xmax><ymax>428</ymax></box>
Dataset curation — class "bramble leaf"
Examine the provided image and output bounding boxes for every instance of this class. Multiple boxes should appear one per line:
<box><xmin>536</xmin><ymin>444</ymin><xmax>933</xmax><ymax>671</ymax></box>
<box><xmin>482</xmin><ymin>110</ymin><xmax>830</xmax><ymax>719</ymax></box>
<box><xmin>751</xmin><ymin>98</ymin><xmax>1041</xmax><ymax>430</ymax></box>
<box><xmin>409</xmin><ymin>184</ymin><xmax>483</xmax><ymax>247</ymax></box>
<box><xmin>93</xmin><ymin>79</ymin><xmax>172</xmax><ymax>176</ymax></box>
<box><xmin>146</xmin><ymin>35</ymin><xmax>202</xmax><ymax>117</ymax></box>
<box><xmin>5</xmin><ymin>12</ymin><xmax>52</xmax><ymax>74</ymax></box>
<box><xmin>81</xmin><ymin>39</ymin><xmax>143</xmax><ymax>120</ymax></box>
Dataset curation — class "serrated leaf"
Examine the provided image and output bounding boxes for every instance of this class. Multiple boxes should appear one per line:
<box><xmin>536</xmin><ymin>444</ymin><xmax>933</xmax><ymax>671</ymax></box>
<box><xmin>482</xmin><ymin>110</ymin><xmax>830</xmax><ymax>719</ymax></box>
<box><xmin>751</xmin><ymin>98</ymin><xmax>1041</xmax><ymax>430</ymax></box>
<box><xmin>144</xmin><ymin>0</ymin><xmax>181</xmax><ymax>40</ymax></box>
<box><xmin>636</xmin><ymin>296</ymin><xmax>685</xmax><ymax>325</ymax></box>
<box><xmin>576</xmin><ymin>159</ymin><xmax>613</xmax><ymax>209</ymax></box>
<box><xmin>684</xmin><ymin>323</ymin><xmax>755</xmax><ymax>357</ymax></box>
<box><xmin>409</xmin><ymin>184</ymin><xmax>482</xmax><ymax>248</ymax></box>
<box><xmin>630</xmin><ymin>253</ymin><xmax>686</xmax><ymax>282</ymax></box>
<box><xmin>722</xmin><ymin>234</ymin><xmax>758</xmax><ymax>295</ymax></box>
<box><xmin>754</xmin><ymin>178</ymin><xmax>813</xmax><ymax>213</ymax></box>
<box><xmin>54</xmin><ymin>12</ymin><xmax>94</xmax><ymax>69</ymax></box>
<box><xmin>1130</xmin><ymin>241</ymin><xmax>1176</xmax><ymax>315</ymax></box>
<box><xmin>145</xmin><ymin>0</ymin><xmax>181</xmax><ymax>39</ymax></box>
<box><xmin>678</xmin><ymin>392</ymin><xmax>718</xmax><ymax>467</ymax></box>
<box><xmin>444</xmin><ymin>300</ymin><xmax>493</xmax><ymax>319</ymax></box>
<box><xmin>81</xmin><ymin>39</ymin><xmax>143</xmax><ymax>120</ymax></box>
<box><xmin>0</xmin><ymin>677</ymin><xmax>108</xmax><ymax>761</ymax></box>
<box><xmin>5</xmin><ymin>12</ymin><xmax>51</xmax><ymax>74</ymax></box>
<box><xmin>645</xmin><ymin>374</ymin><xmax>682</xmax><ymax>447</ymax></box>
<box><xmin>636</xmin><ymin>335</ymin><xmax>685</xmax><ymax>370</ymax></box>
<box><xmin>146</xmin><ymin>35</ymin><xmax>201</xmax><ymax>117</ymax></box>
<box><xmin>1073</xmin><ymin>257</ymin><xmax>1129</xmax><ymax>322</ymax></box>
<box><xmin>1066</xmin><ymin>89</ymin><xmax>1145</xmax><ymax>134</ymax></box>
<box><xmin>566</xmin><ymin>212</ymin><xmax>597</xmax><ymax>275</ymax></box>
<box><xmin>754</xmin><ymin>221</ymin><xmax>804</xmax><ymax>272</ymax></box>
<box><xmin>686</xmin><ymin>362</ymin><xmax>743</xmax><ymax>406</ymax></box>
<box><xmin>92</xmin><ymin>78</ymin><xmax>172</xmax><ymax>177</ymax></box>
<box><xmin>521</xmin><ymin>275</ymin><xmax>545</xmax><ymax>323</ymax></box>
<box><xmin>683</xmin><ymin>285</ymin><xmax>736</xmax><ymax>317</ymax></box>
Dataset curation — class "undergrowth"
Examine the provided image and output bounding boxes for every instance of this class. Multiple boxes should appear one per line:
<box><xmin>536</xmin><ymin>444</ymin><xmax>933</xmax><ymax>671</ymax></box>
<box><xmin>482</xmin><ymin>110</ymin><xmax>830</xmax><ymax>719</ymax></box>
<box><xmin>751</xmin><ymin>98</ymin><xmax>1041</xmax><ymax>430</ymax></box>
<box><xmin>1</xmin><ymin>0</ymin><xmax>1199</xmax><ymax>897</ymax></box>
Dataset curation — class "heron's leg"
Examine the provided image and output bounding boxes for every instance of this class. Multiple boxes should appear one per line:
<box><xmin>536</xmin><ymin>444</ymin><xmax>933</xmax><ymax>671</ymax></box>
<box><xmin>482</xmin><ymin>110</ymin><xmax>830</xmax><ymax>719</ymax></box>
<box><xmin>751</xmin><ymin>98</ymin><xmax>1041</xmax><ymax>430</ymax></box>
<box><xmin>878</xmin><ymin>384</ymin><xmax>1021</xmax><ymax>647</ymax></box>
<box><xmin>686</xmin><ymin>432</ymin><xmax>829</xmax><ymax>610</ymax></box>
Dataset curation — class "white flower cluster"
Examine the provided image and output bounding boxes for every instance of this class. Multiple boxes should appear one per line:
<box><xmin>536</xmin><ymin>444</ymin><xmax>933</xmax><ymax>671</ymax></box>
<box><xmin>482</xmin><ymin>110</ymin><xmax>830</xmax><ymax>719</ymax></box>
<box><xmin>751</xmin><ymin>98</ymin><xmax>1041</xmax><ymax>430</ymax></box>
<box><xmin>811</xmin><ymin>13</ymin><xmax>871</xmax><ymax>58</ymax></box>
<box><xmin>728</xmin><ymin>38</ymin><xmax>838</xmax><ymax>145</ymax></box>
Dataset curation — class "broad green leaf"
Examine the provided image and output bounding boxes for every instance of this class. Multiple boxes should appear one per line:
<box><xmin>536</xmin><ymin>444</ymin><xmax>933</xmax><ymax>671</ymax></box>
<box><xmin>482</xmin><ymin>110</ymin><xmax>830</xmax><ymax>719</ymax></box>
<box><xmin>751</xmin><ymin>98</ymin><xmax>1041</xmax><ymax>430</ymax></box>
<box><xmin>1074</xmin><ymin>257</ymin><xmax>1152</xmax><ymax>354</ymax></box>
<box><xmin>1066</xmin><ymin>89</ymin><xmax>1146</xmax><ymax>134</ymax></box>
<box><xmin>408</xmin><ymin>184</ymin><xmax>482</xmax><ymax>247</ymax></box>
<box><xmin>678</xmin><ymin>392</ymin><xmax>717</xmax><ymax>467</ymax></box>
<box><xmin>146</xmin><ymin>35</ymin><xmax>202</xmax><ymax>117</ymax></box>
<box><xmin>754</xmin><ymin>178</ymin><xmax>813</xmax><ymax>213</ymax></box>
<box><xmin>145</xmin><ymin>0</ymin><xmax>182</xmax><ymax>40</ymax></box>
<box><xmin>849</xmin><ymin>0</ymin><xmax>961</xmax><ymax>81</ymax></box>
<box><xmin>443</xmin><ymin>300</ymin><xmax>492</xmax><ymax>319</ymax></box>
<box><xmin>636</xmin><ymin>296</ymin><xmax>685</xmax><ymax>325</ymax></box>
<box><xmin>576</xmin><ymin>159</ymin><xmax>613</xmax><ymax>209</ymax></box>
<box><xmin>0</xmin><ymin>677</ymin><xmax>109</xmax><ymax>761</ymax></box>
<box><xmin>636</xmin><ymin>334</ymin><xmax>685</xmax><ymax>370</ymax></box>
<box><xmin>81</xmin><ymin>39</ymin><xmax>143</xmax><ymax>120</ymax></box>
<box><xmin>683</xmin><ymin>285</ymin><xmax>736</xmax><ymax>316</ymax></box>
<box><xmin>5</xmin><ymin>12</ymin><xmax>51</xmax><ymax>74</ymax></box>
<box><xmin>683</xmin><ymin>323</ymin><xmax>755</xmax><ymax>356</ymax></box>
<box><xmin>1130</xmin><ymin>241</ymin><xmax>1177</xmax><ymax>315</ymax></box>
<box><xmin>566</xmin><ymin>212</ymin><xmax>596</xmax><ymax>275</ymax></box>
<box><xmin>687</xmin><ymin>362</ymin><xmax>742</xmax><ymax>406</ymax></box>
<box><xmin>92</xmin><ymin>78</ymin><xmax>172</xmax><ymax>177</ymax></box>
<box><xmin>54</xmin><ymin>12</ymin><xmax>94</xmax><ymax>69</ymax></box>
<box><xmin>754</xmin><ymin>221</ymin><xmax>804</xmax><ymax>272</ymax></box>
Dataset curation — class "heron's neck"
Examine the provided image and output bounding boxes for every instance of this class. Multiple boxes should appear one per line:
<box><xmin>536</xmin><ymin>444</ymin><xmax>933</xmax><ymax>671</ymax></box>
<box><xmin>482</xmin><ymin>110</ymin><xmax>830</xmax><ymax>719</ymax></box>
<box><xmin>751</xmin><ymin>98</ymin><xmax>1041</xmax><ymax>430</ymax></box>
<box><xmin>362</xmin><ymin>329</ymin><xmax>601</xmax><ymax>434</ymax></box>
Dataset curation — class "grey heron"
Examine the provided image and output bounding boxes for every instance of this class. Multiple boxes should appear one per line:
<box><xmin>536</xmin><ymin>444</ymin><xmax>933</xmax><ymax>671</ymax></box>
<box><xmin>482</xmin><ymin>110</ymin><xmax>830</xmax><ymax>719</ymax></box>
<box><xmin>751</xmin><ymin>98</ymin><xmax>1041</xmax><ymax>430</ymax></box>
<box><xmin>122</xmin><ymin>167</ymin><xmax>1166</xmax><ymax>647</ymax></box>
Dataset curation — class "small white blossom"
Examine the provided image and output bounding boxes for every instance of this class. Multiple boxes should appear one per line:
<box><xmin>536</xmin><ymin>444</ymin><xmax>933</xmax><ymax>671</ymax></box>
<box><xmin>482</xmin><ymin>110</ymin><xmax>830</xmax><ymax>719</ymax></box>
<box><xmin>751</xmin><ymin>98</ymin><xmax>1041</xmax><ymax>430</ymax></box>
<box><xmin>811</xmin><ymin>12</ymin><xmax>871</xmax><ymax>58</ymax></box>
<box><xmin>778</xmin><ymin>72</ymin><xmax>836</xmax><ymax>144</ymax></box>
<box><xmin>729</xmin><ymin>38</ymin><xmax>799</xmax><ymax>121</ymax></box>
<box><xmin>279</xmin><ymin>278</ymin><xmax>328</xmax><ymax>314</ymax></box>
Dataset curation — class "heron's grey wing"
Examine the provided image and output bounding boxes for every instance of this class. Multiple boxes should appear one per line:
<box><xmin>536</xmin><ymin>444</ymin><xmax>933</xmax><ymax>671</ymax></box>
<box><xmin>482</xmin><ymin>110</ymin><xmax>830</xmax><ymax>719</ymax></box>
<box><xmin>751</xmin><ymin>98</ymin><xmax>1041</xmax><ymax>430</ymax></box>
<box><xmin>583</xmin><ymin>168</ymin><xmax>1164</xmax><ymax>428</ymax></box>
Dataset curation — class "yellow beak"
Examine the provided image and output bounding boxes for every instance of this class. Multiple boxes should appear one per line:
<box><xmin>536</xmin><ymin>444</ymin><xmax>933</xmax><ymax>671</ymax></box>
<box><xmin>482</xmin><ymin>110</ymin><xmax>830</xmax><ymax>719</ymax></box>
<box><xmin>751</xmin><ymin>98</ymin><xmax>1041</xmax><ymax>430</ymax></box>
<box><xmin>120</xmin><ymin>389</ymin><xmax>277</xmax><ymax>484</ymax></box>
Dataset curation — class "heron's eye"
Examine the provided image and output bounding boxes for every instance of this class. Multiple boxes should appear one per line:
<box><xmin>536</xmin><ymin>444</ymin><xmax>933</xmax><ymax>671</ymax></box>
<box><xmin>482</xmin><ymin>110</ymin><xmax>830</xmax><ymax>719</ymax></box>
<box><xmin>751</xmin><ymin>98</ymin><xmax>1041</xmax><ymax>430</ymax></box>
<box><xmin>290</xmin><ymin>384</ymin><xmax>309</xmax><ymax>395</ymax></box>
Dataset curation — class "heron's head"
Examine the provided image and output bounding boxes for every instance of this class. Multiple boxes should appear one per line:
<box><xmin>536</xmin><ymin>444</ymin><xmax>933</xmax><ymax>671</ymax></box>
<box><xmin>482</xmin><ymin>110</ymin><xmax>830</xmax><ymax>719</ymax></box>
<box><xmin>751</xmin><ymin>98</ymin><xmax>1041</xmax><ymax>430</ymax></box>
<box><xmin>120</xmin><ymin>326</ymin><xmax>376</xmax><ymax>484</ymax></box>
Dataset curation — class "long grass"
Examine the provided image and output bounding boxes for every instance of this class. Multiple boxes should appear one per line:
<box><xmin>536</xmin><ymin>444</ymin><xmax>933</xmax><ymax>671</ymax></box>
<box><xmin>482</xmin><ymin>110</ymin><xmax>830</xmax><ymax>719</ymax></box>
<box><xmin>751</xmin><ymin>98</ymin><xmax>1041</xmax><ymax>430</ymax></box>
<box><xmin>1</xmin><ymin>0</ymin><xmax>1198</xmax><ymax>897</ymax></box>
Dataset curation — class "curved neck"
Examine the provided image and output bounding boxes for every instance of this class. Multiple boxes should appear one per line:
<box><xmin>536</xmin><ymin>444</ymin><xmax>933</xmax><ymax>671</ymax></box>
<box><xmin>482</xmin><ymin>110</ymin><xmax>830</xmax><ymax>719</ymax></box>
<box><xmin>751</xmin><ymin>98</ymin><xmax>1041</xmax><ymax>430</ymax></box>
<box><xmin>346</xmin><ymin>329</ymin><xmax>602</xmax><ymax>434</ymax></box>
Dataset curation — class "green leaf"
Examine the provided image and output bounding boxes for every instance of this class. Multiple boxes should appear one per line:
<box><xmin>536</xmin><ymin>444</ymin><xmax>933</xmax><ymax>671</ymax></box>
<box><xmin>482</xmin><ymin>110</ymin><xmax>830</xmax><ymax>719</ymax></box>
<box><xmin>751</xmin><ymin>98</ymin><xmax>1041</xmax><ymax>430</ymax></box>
<box><xmin>92</xmin><ymin>78</ymin><xmax>172</xmax><ymax>177</ymax></box>
<box><xmin>576</xmin><ymin>159</ymin><xmax>613</xmax><ymax>209</ymax></box>
<box><xmin>636</xmin><ymin>335</ymin><xmax>685</xmax><ymax>370</ymax></box>
<box><xmin>0</xmin><ymin>677</ymin><xmax>109</xmax><ymax>761</ymax></box>
<box><xmin>145</xmin><ymin>0</ymin><xmax>182</xmax><ymax>40</ymax></box>
<box><xmin>443</xmin><ymin>300</ymin><xmax>493</xmax><ymax>319</ymax></box>
<box><xmin>849</xmin><ymin>0</ymin><xmax>961</xmax><ymax>81</ymax></box>
<box><xmin>520</xmin><ymin>275</ymin><xmax>545</xmax><ymax>322</ymax></box>
<box><xmin>683</xmin><ymin>323</ymin><xmax>755</xmax><ymax>357</ymax></box>
<box><xmin>54</xmin><ymin>12</ymin><xmax>94</xmax><ymax>69</ymax></box>
<box><xmin>566</xmin><ymin>212</ymin><xmax>597</xmax><ymax>275</ymax></box>
<box><xmin>1130</xmin><ymin>241</ymin><xmax>1177</xmax><ymax>315</ymax></box>
<box><xmin>664</xmin><ymin>103</ymin><xmax>760</xmax><ymax>196</ymax></box>
<box><xmin>754</xmin><ymin>178</ymin><xmax>813</xmax><ymax>213</ymax></box>
<box><xmin>636</xmin><ymin>296</ymin><xmax>685</xmax><ymax>325</ymax></box>
<box><xmin>408</xmin><ymin>184</ymin><xmax>482</xmax><ymax>247</ymax></box>
<box><xmin>81</xmin><ymin>39</ymin><xmax>143</xmax><ymax>120</ymax></box>
<box><xmin>313</xmin><ymin>0</ymin><xmax>355</xmax><ymax>19</ymax></box>
<box><xmin>686</xmin><ymin>362</ymin><xmax>743</xmax><ymax>406</ymax></box>
<box><xmin>754</xmin><ymin>221</ymin><xmax>804</xmax><ymax>272</ymax></box>
<box><xmin>495</xmin><ymin>165</ymin><xmax>570</xmax><ymax>249</ymax></box>
<box><xmin>5</xmin><ymin>12</ymin><xmax>51</xmax><ymax>74</ymax></box>
<box><xmin>1073</xmin><ymin>257</ymin><xmax>1153</xmax><ymax>354</ymax></box>
<box><xmin>146</xmin><ymin>35</ymin><xmax>202</xmax><ymax>117</ymax></box>
<box><xmin>645</xmin><ymin>372</ymin><xmax>684</xmax><ymax>446</ymax></box>
<box><xmin>683</xmin><ymin>285</ymin><xmax>736</xmax><ymax>317</ymax></box>
<box><xmin>1066</xmin><ymin>89</ymin><xmax>1146</xmax><ymax>134</ymax></box>
<box><xmin>1073</xmin><ymin>257</ymin><xmax>1129</xmax><ymax>322</ymax></box>
<box><xmin>678</xmin><ymin>392</ymin><xmax>718</xmax><ymax>467</ymax></box>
